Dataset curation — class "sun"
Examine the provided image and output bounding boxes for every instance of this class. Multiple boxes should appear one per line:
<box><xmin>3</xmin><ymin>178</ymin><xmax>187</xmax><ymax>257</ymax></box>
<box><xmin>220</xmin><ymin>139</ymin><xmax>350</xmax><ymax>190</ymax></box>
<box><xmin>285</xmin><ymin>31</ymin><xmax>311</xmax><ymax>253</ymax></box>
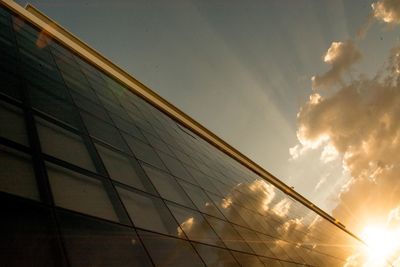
<box><xmin>360</xmin><ymin>225</ymin><xmax>400</xmax><ymax>266</ymax></box>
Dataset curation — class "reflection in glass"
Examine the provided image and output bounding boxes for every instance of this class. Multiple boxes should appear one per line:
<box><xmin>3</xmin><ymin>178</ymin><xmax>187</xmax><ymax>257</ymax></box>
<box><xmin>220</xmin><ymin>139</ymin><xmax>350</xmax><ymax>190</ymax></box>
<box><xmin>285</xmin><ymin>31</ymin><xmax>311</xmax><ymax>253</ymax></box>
<box><xmin>206</xmin><ymin>216</ymin><xmax>253</xmax><ymax>253</ymax></box>
<box><xmin>233</xmin><ymin>225</ymin><xmax>274</xmax><ymax>257</ymax></box>
<box><xmin>123</xmin><ymin>133</ymin><xmax>168</xmax><ymax>171</ymax></box>
<box><xmin>81</xmin><ymin>112</ymin><xmax>128</xmax><ymax>152</ymax></box>
<box><xmin>167</xmin><ymin>202</ymin><xmax>223</xmax><ymax>246</ymax></box>
<box><xmin>47</xmin><ymin>162</ymin><xmax>119</xmax><ymax>222</ymax></box>
<box><xmin>142</xmin><ymin>164</ymin><xmax>195</xmax><ymax>208</ymax></box>
<box><xmin>179</xmin><ymin>180</ymin><xmax>225</xmax><ymax>219</ymax></box>
<box><xmin>36</xmin><ymin>117</ymin><xmax>96</xmax><ymax>172</ymax></box>
<box><xmin>158</xmin><ymin>151</ymin><xmax>197</xmax><ymax>184</ymax></box>
<box><xmin>117</xmin><ymin>186</ymin><xmax>179</xmax><ymax>236</ymax></box>
<box><xmin>95</xmin><ymin>143</ymin><xmax>155</xmax><ymax>193</ymax></box>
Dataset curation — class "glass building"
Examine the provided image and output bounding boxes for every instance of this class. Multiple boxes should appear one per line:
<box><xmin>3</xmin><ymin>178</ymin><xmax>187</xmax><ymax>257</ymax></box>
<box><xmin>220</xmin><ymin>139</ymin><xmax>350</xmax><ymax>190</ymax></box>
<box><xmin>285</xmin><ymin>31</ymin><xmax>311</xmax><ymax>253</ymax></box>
<box><xmin>0</xmin><ymin>2</ymin><xmax>366</xmax><ymax>266</ymax></box>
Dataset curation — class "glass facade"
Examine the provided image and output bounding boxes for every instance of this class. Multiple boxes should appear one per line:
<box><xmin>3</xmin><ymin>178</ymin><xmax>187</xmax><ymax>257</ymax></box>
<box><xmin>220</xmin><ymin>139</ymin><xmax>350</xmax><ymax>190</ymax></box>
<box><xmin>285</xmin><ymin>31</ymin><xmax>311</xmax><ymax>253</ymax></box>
<box><xmin>0</xmin><ymin>4</ymin><xmax>364</xmax><ymax>267</ymax></box>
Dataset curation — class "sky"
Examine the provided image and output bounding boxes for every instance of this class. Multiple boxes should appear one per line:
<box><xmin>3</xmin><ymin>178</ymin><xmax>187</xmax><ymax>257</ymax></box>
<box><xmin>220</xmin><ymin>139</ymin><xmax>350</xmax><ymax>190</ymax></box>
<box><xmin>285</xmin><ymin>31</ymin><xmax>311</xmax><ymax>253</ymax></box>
<box><xmin>16</xmin><ymin>0</ymin><xmax>400</xmax><ymax>236</ymax></box>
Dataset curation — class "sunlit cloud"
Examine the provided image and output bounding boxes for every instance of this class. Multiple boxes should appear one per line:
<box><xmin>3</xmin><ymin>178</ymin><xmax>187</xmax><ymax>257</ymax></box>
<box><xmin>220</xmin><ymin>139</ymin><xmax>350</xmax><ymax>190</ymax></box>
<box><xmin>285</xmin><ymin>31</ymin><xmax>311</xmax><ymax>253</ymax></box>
<box><xmin>292</xmin><ymin>2</ymin><xmax>400</xmax><ymax>265</ymax></box>
<box><xmin>272</xmin><ymin>198</ymin><xmax>292</xmax><ymax>217</ymax></box>
<box><xmin>314</xmin><ymin>174</ymin><xmax>328</xmax><ymax>191</ymax></box>
<box><xmin>372</xmin><ymin>0</ymin><xmax>400</xmax><ymax>24</ymax></box>
<box><xmin>312</xmin><ymin>41</ymin><xmax>361</xmax><ymax>89</ymax></box>
<box><xmin>320</xmin><ymin>143</ymin><xmax>339</xmax><ymax>163</ymax></box>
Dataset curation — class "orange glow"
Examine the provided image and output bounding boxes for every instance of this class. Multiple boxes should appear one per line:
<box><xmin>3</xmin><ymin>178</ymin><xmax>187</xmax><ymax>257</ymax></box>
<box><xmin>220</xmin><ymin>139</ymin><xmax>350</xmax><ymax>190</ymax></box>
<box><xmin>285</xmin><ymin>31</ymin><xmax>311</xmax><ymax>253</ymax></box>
<box><xmin>36</xmin><ymin>31</ymin><xmax>51</xmax><ymax>48</ymax></box>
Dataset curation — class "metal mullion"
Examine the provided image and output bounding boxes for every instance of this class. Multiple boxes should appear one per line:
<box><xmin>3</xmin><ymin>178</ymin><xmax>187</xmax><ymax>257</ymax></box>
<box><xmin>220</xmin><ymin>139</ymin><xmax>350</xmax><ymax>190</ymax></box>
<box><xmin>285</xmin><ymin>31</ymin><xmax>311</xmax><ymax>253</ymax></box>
<box><xmin>0</xmin><ymin>136</ymin><xmax>31</xmax><ymax>154</ymax></box>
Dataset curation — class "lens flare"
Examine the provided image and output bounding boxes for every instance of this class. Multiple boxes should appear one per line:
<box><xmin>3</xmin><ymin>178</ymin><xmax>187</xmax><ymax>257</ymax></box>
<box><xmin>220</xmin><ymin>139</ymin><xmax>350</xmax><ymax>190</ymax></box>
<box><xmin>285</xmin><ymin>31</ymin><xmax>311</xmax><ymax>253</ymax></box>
<box><xmin>360</xmin><ymin>225</ymin><xmax>400</xmax><ymax>266</ymax></box>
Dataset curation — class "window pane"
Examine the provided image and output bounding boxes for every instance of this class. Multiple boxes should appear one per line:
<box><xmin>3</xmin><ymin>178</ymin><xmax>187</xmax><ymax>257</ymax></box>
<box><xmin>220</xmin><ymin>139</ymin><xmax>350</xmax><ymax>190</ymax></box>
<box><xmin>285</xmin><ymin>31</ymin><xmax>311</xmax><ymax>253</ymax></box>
<box><xmin>206</xmin><ymin>216</ymin><xmax>253</xmax><ymax>253</ymax></box>
<box><xmin>95</xmin><ymin>143</ymin><xmax>155</xmax><ymax>193</ymax></box>
<box><xmin>259</xmin><ymin>257</ymin><xmax>283</xmax><ymax>267</ymax></box>
<box><xmin>186</xmin><ymin>166</ymin><xmax>220</xmax><ymax>195</ymax></box>
<box><xmin>0</xmin><ymin>70</ymin><xmax>21</xmax><ymax>100</ymax></box>
<box><xmin>109</xmin><ymin>112</ymin><xmax>147</xmax><ymax>142</ymax></box>
<box><xmin>138</xmin><ymin>230</ymin><xmax>205</xmax><ymax>267</ymax></box>
<box><xmin>123</xmin><ymin>133</ymin><xmax>167</xmax><ymax>171</ymax></box>
<box><xmin>179</xmin><ymin>180</ymin><xmax>225</xmax><ymax>219</ymax></box>
<box><xmin>29</xmin><ymin>85</ymin><xmax>81</xmax><ymax>129</ymax></box>
<box><xmin>207</xmin><ymin>193</ymin><xmax>249</xmax><ymax>227</ymax></box>
<box><xmin>231</xmin><ymin>252</ymin><xmax>265</xmax><ymax>267</ymax></box>
<box><xmin>0</xmin><ymin>145</ymin><xmax>39</xmax><ymax>200</ymax></box>
<box><xmin>0</xmin><ymin>101</ymin><xmax>28</xmax><ymax>145</ymax></box>
<box><xmin>233</xmin><ymin>225</ymin><xmax>273</xmax><ymax>257</ymax></box>
<box><xmin>116</xmin><ymin>186</ymin><xmax>178</xmax><ymax>236</ymax></box>
<box><xmin>194</xmin><ymin>243</ymin><xmax>240</xmax><ymax>267</ymax></box>
<box><xmin>58</xmin><ymin>210</ymin><xmax>152</xmax><ymax>267</ymax></box>
<box><xmin>81</xmin><ymin>112</ymin><xmax>128</xmax><ymax>152</ymax></box>
<box><xmin>158</xmin><ymin>152</ymin><xmax>197</xmax><ymax>184</ymax></box>
<box><xmin>143</xmin><ymin>164</ymin><xmax>195</xmax><ymax>208</ymax></box>
<box><xmin>71</xmin><ymin>91</ymin><xmax>112</xmax><ymax>123</ymax></box>
<box><xmin>167</xmin><ymin>202</ymin><xmax>223</xmax><ymax>246</ymax></box>
<box><xmin>36</xmin><ymin>117</ymin><xmax>96</xmax><ymax>172</ymax></box>
<box><xmin>0</xmin><ymin>194</ymin><xmax>64</xmax><ymax>266</ymax></box>
<box><xmin>145</xmin><ymin>134</ymin><xmax>173</xmax><ymax>155</ymax></box>
<box><xmin>47</xmin><ymin>162</ymin><xmax>118</xmax><ymax>222</ymax></box>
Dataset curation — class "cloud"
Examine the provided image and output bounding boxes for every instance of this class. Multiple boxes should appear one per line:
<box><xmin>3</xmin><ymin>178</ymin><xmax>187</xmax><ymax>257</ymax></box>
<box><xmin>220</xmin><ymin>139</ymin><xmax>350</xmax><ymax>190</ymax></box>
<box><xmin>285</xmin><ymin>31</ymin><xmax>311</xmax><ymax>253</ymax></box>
<box><xmin>312</xmin><ymin>41</ymin><xmax>361</xmax><ymax>89</ymax></box>
<box><xmin>271</xmin><ymin>198</ymin><xmax>292</xmax><ymax>217</ymax></box>
<box><xmin>314</xmin><ymin>174</ymin><xmax>328</xmax><ymax>191</ymax></box>
<box><xmin>320</xmin><ymin>144</ymin><xmax>339</xmax><ymax>163</ymax></box>
<box><xmin>297</xmin><ymin>43</ymin><xmax>400</xmax><ymax>238</ymax></box>
<box><xmin>372</xmin><ymin>0</ymin><xmax>400</xmax><ymax>24</ymax></box>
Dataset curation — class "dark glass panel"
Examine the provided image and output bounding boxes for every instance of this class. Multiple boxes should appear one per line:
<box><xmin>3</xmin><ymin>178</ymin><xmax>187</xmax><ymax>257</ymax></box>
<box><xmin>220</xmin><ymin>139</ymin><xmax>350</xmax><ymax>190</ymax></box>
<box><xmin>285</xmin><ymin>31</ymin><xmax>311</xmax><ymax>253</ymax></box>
<box><xmin>143</xmin><ymin>164</ymin><xmax>195</xmax><ymax>208</ymax></box>
<box><xmin>0</xmin><ymin>69</ymin><xmax>20</xmax><ymax>100</ymax></box>
<box><xmin>0</xmin><ymin>100</ymin><xmax>28</xmax><ymax>145</ymax></box>
<box><xmin>58</xmin><ymin>210</ymin><xmax>152</xmax><ymax>267</ymax></box>
<box><xmin>179</xmin><ymin>180</ymin><xmax>225</xmax><ymax>219</ymax></box>
<box><xmin>0</xmin><ymin>145</ymin><xmax>39</xmax><ymax>200</ymax></box>
<box><xmin>123</xmin><ymin>133</ymin><xmax>168</xmax><ymax>171</ymax></box>
<box><xmin>29</xmin><ymin>85</ymin><xmax>81</xmax><ymax>129</ymax></box>
<box><xmin>117</xmin><ymin>186</ymin><xmax>179</xmax><ymax>236</ymax></box>
<box><xmin>95</xmin><ymin>143</ymin><xmax>155</xmax><ymax>193</ymax></box>
<box><xmin>139</xmin><ymin>230</ymin><xmax>205</xmax><ymax>267</ymax></box>
<box><xmin>71</xmin><ymin>91</ymin><xmax>112</xmax><ymax>123</ymax></box>
<box><xmin>109</xmin><ymin>112</ymin><xmax>147</xmax><ymax>142</ymax></box>
<box><xmin>36</xmin><ymin>117</ymin><xmax>96</xmax><ymax>172</ymax></box>
<box><xmin>158</xmin><ymin>151</ymin><xmax>197</xmax><ymax>184</ymax></box>
<box><xmin>47</xmin><ymin>162</ymin><xmax>119</xmax><ymax>222</ymax></box>
<box><xmin>81</xmin><ymin>111</ymin><xmax>129</xmax><ymax>152</ymax></box>
<box><xmin>0</xmin><ymin>193</ymin><xmax>65</xmax><ymax>266</ymax></box>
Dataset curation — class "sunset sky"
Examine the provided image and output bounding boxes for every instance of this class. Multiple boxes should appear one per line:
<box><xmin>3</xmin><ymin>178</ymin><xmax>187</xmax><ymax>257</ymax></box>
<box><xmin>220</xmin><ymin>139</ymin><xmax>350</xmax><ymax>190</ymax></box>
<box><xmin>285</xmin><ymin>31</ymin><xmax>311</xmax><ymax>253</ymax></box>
<box><xmin>17</xmin><ymin>0</ymin><xmax>400</xmax><ymax>248</ymax></box>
